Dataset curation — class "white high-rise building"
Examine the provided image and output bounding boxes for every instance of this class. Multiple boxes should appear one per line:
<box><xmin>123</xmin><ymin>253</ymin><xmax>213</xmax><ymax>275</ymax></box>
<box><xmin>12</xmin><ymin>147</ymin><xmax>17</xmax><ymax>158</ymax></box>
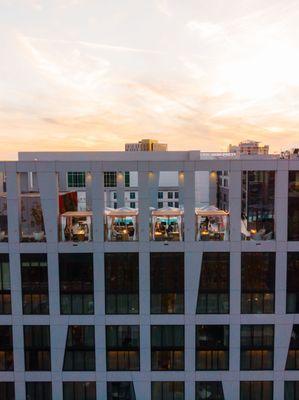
<box><xmin>0</xmin><ymin>149</ymin><xmax>298</xmax><ymax>400</ymax></box>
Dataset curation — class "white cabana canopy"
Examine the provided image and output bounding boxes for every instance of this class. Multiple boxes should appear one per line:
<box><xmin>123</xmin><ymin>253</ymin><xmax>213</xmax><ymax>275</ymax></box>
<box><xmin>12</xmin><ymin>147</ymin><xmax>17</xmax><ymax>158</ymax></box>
<box><xmin>195</xmin><ymin>205</ymin><xmax>229</xmax><ymax>216</ymax></box>
<box><xmin>151</xmin><ymin>206</ymin><xmax>184</xmax><ymax>216</ymax></box>
<box><xmin>104</xmin><ymin>207</ymin><xmax>138</xmax><ymax>216</ymax></box>
<box><xmin>61</xmin><ymin>211</ymin><xmax>93</xmax><ymax>217</ymax></box>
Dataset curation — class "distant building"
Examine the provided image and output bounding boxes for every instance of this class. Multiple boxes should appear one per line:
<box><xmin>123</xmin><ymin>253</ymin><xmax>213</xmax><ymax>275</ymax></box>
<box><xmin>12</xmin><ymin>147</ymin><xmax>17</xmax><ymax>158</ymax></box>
<box><xmin>125</xmin><ymin>138</ymin><xmax>167</xmax><ymax>152</ymax></box>
<box><xmin>228</xmin><ymin>140</ymin><xmax>269</xmax><ymax>156</ymax></box>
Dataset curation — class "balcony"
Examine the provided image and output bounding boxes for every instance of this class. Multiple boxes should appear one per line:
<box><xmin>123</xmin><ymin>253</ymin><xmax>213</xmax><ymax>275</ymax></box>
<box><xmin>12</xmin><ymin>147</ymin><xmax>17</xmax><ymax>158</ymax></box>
<box><xmin>196</xmin><ymin>206</ymin><xmax>229</xmax><ymax>241</ymax></box>
<box><xmin>151</xmin><ymin>207</ymin><xmax>184</xmax><ymax>241</ymax></box>
<box><xmin>104</xmin><ymin>207</ymin><xmax>138</xmax><ymax>241</ymax></box>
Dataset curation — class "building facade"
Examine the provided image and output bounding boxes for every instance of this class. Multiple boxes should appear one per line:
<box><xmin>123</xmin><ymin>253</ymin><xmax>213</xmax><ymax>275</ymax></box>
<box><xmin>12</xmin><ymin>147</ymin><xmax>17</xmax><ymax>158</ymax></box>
<box><xmin>125</xmin><ymin>139</ymin><xmax>168</xmax><ymax>152</ymax></box>
<box><xmin>0</xmin><ymin>150</ymin><xmax>299</xmax><ymax>400</ymax></box>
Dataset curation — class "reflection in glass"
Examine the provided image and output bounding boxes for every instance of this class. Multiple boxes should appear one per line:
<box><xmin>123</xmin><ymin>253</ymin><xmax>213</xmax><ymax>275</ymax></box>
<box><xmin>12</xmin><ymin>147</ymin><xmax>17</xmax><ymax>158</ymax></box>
<box><xmin>241</xmin><ymin>171</ymin><xmax>275</xmax><ymax>240</ymax></box>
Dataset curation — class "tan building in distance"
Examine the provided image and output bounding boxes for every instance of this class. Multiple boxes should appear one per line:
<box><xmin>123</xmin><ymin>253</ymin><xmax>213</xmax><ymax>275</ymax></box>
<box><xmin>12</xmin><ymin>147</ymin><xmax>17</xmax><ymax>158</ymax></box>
<box><xmin>125</xmin><ymin>138</ymin><xmax>167</xmax><ymax>152</ymax></box>
<box><xmin>228</xmin><ymin>140</ymin><xmax>269</xmax><ymax>155</ymax></box>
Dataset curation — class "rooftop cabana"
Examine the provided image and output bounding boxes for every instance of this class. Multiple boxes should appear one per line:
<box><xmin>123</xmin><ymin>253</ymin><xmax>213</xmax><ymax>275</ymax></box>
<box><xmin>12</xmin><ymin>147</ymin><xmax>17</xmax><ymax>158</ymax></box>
<box><xmin>151</xmin><ymin>206</ymin><xmax>184</xmax><ymax>241</ymax></box>
<box><xmin>105</xmin><ymin>207</ymin><xmax>138</xmax><ymax>241</ymax></box>
<box><xmin>61</xmin><ymin>211</ymin><xmax>92</xmax><ymax>242</ymax></box>
<box><xmin>195</xmin><ymin>206</ymin><xmax>229</xmax><ymax>241</ymax></box>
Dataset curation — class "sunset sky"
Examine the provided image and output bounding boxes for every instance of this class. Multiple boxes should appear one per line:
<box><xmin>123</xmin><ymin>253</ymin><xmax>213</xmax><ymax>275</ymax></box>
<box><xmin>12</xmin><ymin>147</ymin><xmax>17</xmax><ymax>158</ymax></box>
<box><xmin>1</xmin><ymin>0</ymin><xmax>299</xmax><ymax>159</ymax></box>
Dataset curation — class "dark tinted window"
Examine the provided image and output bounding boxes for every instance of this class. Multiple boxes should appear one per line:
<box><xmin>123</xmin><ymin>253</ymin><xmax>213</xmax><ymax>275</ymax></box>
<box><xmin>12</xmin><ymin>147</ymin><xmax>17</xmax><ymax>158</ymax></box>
<box><xmin>107</xmin><ymin>382</ymin><xmax>136</xmax><ymax>400</ymax></box>
<box><xmin>151</xmin><ymin>382</ymin><xmax>184</xmax><ymax>400</ymax></box>
<box><xmin>106</xmin><ymin>325</ymin><xmax>140</xmax><ymax>371</ymax></box>
<box><xmin>0</xmin><ymin>326</ymin><xmax>13</xmax><ymax>371</ymax></box>
<box><xmin>105</xmin><ymin>253</ymin><xmax>139</xmax><ymax>314</ymax></box>
<box><xmin>286</xmin><ymin>325</ymin><xmax>299</xmax><ymax>370</ymax></box>
<box><xmin>288</xmin><ymin>171</ymin><xmax>299</xmax><ymax>240</ymax></box>
<box><xmin>241</xmin><ymin>325</ymin><xmax>274</xmax><ymax>370</ymax></box>
<box><xmin>24</xmin><ymin>325</ymin><xmax>51</xmax><ymax>371</ymax></box>
<box><xmin>196</xmin><ymin>325</ymin><xmax>229</xmax><ymax>370</ymax></box>
<box><xmin>21</xmin><ymin>254</ymin><xmax>49</xmax><ymax>314</ymax></box>
<box><xmin>26</xmin><ymin>382</ymin><xmax>52</xmax><ymax>400</ymax></box>
<box><xmin>63</xmin><ymin>325</ymin><xmax>95</xmax><ymax>371</ymax></box>
<box><xmin>240</xmin><ymin>381</ymin><xmax>273</xmax><ymax>400</ymax></box>
<box><xmin>0</xmin><ymin>382</ymin><xmax>14</xmax><ymax>400</ymax></box>
<box><xmin>196</xmin><ymin>382</ymin><xmax>224</xmax><ymax>400</ymax></box>
<box><xmin>59</xmin><ymin>253</ymin><xmax>94</xmax><ymax>315</ymax></box>
<box><xmin>63</xmin><ymin>382</ymin><xmax>96</xmax><ymax>400</ymax></box>
<box><xmin>196</xmin><ymin>253</ymin><xmax>229</xmax><ymax>314</ymax></box>
<box><xmin>0</xmin><ymin>254</ymin><xmax>11</xmax><ymax>314</ymax></box>
<box><xmin>151</xmin><ymin>325</ymin><xmax>184</xmax><ymax>371</ymax></box>
<box><xmin>287</xmin><ymin>253</ymin><xmax>299</xmax><ymax>313</ymax></box>
<box><xmin>241</xmin><ymin>253</ymin><xmax>275</xmax><ymax>314</ymax></box>
<box><xmin>150</xmin><ymin>253</ymin><xmax>184</xmax><ymax>314</ymax></box>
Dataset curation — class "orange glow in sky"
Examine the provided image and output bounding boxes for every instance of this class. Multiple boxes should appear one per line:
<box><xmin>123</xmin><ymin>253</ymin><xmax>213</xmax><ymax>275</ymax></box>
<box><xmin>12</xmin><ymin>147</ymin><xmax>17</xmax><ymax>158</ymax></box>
<box><xmin>1</xmin><ymin>0</ymin><xmax>299</xmax><ymax>159</ymax></box>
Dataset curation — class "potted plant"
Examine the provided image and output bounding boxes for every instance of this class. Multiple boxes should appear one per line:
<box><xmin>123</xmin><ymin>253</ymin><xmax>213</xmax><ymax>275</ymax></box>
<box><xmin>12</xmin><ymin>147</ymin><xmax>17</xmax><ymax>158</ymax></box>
<box><xmin>31</xmin><ymin>202</ymin><xmax>45</xmax><ymax>241</ymax></box>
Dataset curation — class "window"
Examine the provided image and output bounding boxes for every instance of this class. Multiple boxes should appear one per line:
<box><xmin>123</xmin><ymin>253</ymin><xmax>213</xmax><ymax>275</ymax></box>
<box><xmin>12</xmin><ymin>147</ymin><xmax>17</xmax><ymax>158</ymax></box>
<box><xmin>285</xmin><ymin>381</ymin><xmax>299</xmax><ymax>400</ymax></box>
<box><xmin>63</xmin><ymin>382</ymin><xmax>96</xmax><ymax>400</ymax></box>
<box><xmin>288</xmin><ymin>171</ymin><xmax>299</xmax><ymax>240</ymax></box>
<box><xmin>104</xmin><ymin>172</ymin><xmax>117</xmax><ymax>187</ymax></box>
<box><xmin>241</xmin><ymin>171</ymin><xmax>275</xmax><ymax>240</ymax></box>
<box><xmin>241</xmin><ymin>253</ymin><xmax>275</xmax><ymax>314</ymax></box>
<box><xmin>26</xmin><ymin>382</ymin><xmax>52</xmax><ymax>400</ymax></box>
<box><xmin>175</xmin><ymin>202</ymin><xmax>179</xmax><ymax>208</ymax></box>
<box><xmin>158</xmin><ymin>202</ymin><xmax>163</xmax><ymax>209</ymax></box>
<box><xmin>0</xmin><ymin>254</ymin><xmax>11</xmax><ymax>314</ymax></box>
<box><xmin>286</xmin><ymin>325</ymin><xmax>299</xmax><ymax>370</ymax></box>
<box><xmin>175</xmin><ymin>192</ymin><xmax>179</xmax><ymax>199</ymax></box>
<box><xmin>151</xmin><ymin>325</ymin><xmax>184</xmax><ymax>371</ymax></box>
<box><xmin>21</xmin><ymin>254</ymin><xmax>49</xmax><ymax>314</ymax></box>
<box><xmin>130</xmin><ymin>192</ymin><xmax>135</xmax><ymax>199</ymax></box>
<box><xmin>158</xmin><ymin>192</ymin><xmax>163</xmax><ymax>199</ymax></box>
<box><xmin>105</xmin><ymin>253</ymin><xmax>139</xmax><ymax>314</ymax></box>
<box><xmin>0</xmin><ymin>382</ymin><xmax>14</xmax><ymax>400</ymax></box>
<box><xmin>106</xmin><ymin>325</ymin><xmax>140</xmax><ymax>371</ymax></box>
<box><xmin>130</xmin><ymin>202</ymin><xmax>135</xmax><ymax>209</ymax></box>
<box><xmin>67</xmin><ymin>172</ymin><xmax>86</xmax><ymax>188</ymax></box>
<box><xmin>150</xmin><ymin>253</ymin><xmax>184</xmax><ymax>314</ymax></box>
<box><xmin>287</xmin><ymin>253</ymin><xmax>299</xmax><ymax>313</ymax></box>
<box><xmin>24</xmin><ymin>325</ymin><xmax>51</xmax><ymax>371</ymax></box>
<box><xmin>0</xmin><ymin>326</ymin><xmax>13</xmax><ymax>370</ymax></box>
<box><xmin>196</xmin><ymin>253</ymin><xmax>229</xmax><ymax>314</ymax></box>
<box><xmin>196</xmin><ymin>382</ymin><xmax>224</xmax><ymax>399</ymax></box>
<box><xmin>107</xmin><ymin>382</ymin><xmax>136</xmax><ymax>400</ymax></box>
<box><xmin>63</xmin><ymin>325</ymin><xmax>95</xmax><ymax>371</ymax></box>
<box><xmin>168</xmin><ymin>192</ymin><xmax>173</xmax><ymax>199</ymax></box>
<box><xmin>59</xmin><ymin>253</ymin><xmax>94</xmax><ymax>315</ymax></box>
<box><xmin>240</xmin><ymin>325</ymin><xmax>274</xmax><ymax>370</ymax></box>
<box><xmin>151</xmin><ymin>382</ymin><xmax>184</xmax><ymax>400</ymax></box>
<box><xmin>125</xmin><ymin>171</ymin><xmax>130</xmax><ymax>187</ymax></box>
<box><xmin>240</xmin><ymin>381</ymin><xmax>273</xmax><ymax>400</ymax></box>
<box><xmin>196</xmin><ymin>325</ymin><xmax>229</xmax><ymax>370</ymax></box>
<box><xmin>168</xmin><ymin>202</ymin><xmax>173</xmax><ymax>207</ymax></box>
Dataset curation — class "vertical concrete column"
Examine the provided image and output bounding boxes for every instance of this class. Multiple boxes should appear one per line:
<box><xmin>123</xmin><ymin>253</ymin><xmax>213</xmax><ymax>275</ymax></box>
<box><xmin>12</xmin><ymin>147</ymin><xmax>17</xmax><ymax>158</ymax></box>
<box><xmin>275</xmin><ymin>252</ymin><xmax>287</xmax><ymax>315</ymax></box>
<box><xmin>38</xmin><ymin>170</ymin><xmax>59</xmax><ymax>243</ymax></box>
<box><xmin>138</xmin><ymin>166</ymin><xmax>150</xmax><ymax>243</ymax></box>
<box><xmin>149</xmin><ymin>171</ymin><xmax>159</xmax><ymax>209</ymax></box>
<box><xmin>47</xmin><ymin>252</ymin><xmax>60</xmax><ymax>316</ymax></box>
<box><xmin>275</xmin><ymin>168</ymin><xmax>288</xmax><ymax>243</ymax></box>
<box><xmin>229</xmin><ymin>168</ymin><xmax>241</xmax><ymax>242</ymax></box>
<box><xmin>91</xmin><ymin>166</ymin><xmax>104</xmax><ymax>243</ymax></box>
<box><xmin>182</xmin><ymin>165</ymin><xmax>195</xmax><ymax>242</ymax></box>
<box><xmin>139</xmin><ymin>251</ymin><xmax>151</xmax><ymax>375</ymax></box>
<box><xmin>230</xmin><ymin>251</ymin><xmax>241</xmax><ymax>377</ymax></box>
<box><xmin>6</xmin><ymin>166</ymin><xmax>20</xmax><ymax>244</ymax></box>
<box><xmin>116</xmin><ymin>171</ymin><xmax>125</xmax><ymax>208</ymax></box>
